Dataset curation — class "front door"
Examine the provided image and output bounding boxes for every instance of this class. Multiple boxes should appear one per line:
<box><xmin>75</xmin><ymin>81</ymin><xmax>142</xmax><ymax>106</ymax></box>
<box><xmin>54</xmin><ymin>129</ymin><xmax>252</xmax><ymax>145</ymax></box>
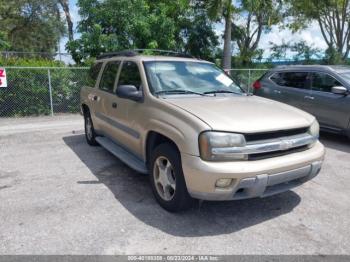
<box><xmin>304</xmin><ymin>72</ymin><xmax>349</xmax><ymax>131</ymax></box>
<box><xmin>106</xmin><ymin>61</ymin><xmax>144</xmax><ymax>157</ymax></box>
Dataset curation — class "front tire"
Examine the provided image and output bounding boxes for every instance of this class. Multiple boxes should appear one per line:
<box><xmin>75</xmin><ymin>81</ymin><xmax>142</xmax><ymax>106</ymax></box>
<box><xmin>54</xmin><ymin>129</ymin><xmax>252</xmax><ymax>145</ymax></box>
<box><xmin>150</xmin><ymin>143</ymin><xmax>193</xmax><ymax>212</ymax></box>
<box><xmin>84</xmin><ymin>110</ymin><xmax>98</xmax><ymax>146</ymax></box>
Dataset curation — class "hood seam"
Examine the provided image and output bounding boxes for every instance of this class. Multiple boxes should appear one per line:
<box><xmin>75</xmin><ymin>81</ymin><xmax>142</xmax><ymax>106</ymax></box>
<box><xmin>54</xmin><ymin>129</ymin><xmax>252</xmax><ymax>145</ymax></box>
<box><xmin>165</xmin><ymin>99</ymin><xmax>213</xmax><ymax>130</ymax></box>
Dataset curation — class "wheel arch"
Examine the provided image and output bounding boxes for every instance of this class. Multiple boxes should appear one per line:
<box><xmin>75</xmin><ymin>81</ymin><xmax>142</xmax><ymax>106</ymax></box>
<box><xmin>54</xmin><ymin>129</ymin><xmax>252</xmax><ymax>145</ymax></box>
<box><xmin>145</xmin><ymin>131</ymin><xmax>181</xmax><ymax>169</ymax></box>
<box><xmin>81</xmin><ymin>103</ymin><xmax>90</xmax><ymax>115</ymax></box>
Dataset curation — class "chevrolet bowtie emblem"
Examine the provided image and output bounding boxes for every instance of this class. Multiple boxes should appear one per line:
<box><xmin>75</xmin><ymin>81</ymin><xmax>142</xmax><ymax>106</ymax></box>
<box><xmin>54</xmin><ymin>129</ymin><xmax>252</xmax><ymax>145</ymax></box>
<box><xmin>280</xmin><ymin>140</ymin><xmax>294</xmax><ymax>150</ymax></box>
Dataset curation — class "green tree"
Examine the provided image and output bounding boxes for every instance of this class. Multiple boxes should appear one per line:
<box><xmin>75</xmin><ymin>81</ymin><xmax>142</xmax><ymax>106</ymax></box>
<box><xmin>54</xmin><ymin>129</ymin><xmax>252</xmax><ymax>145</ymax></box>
<box><xmin>291</xmin><ymin>41</ymin><xmax>322</xmax><ymax>63</ymax></box>
<box><xmin>286</xmin><ymin>0</ymin><xmax>350</xmax><ymax>61</ymax></box>
<box><xmin>68</xmin><ymin>0</ymin><xmax>186</xmax><ymax>63</ymax></box>
<box><xmin>268</xmin><ymin>40</ymin><xmax>322</xmax><ymax>63</ymax></box>
<box><xmin>232</xmin><ymin>0</ymin><xmax>283</xmax><ymax>66</ymax></box>
<box><xmin>184</xmin><ymin>1</ymin><xmax>219</xmax><ymax>60</ymax></box>
<box><xmin>68</xmin><ymin>0</ymin><xmax>219</xmax><ymax>63</ymax></box>
<box><xmin>324</xmin><ymin>46</ymin><xmax>344</xmax><ymax>64</ymax></box>
<box><xmin>206</xmin><ymin>0</ymin><xmax>235</xmax><ymax>69</ymax></box>
<box><xmin>0</xmin><ymin>0</ymin><xmax>65</xmax><ymax>55</ymax></box>
<box><xmin>0</xmin><ymin>31</ymin><xmax>10</xmax><ymax>50</ymax></box>
<box><xmin>269</xmin><ymin>40</ymin><xmax>290</xmax><ymax>61</ymax></box>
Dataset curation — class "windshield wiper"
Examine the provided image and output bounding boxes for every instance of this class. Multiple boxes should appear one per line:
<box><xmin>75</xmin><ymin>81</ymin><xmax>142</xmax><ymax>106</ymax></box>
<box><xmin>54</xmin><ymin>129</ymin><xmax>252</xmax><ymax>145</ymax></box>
<box><xmin>155</xmin><ymin>89</ymin><xmax>207</xmax><ymax>96</ymax></box>
<box><xmin>203</xmin><ymin>90</ymin><xmax>241</xmax><ymax>95</ymax></box>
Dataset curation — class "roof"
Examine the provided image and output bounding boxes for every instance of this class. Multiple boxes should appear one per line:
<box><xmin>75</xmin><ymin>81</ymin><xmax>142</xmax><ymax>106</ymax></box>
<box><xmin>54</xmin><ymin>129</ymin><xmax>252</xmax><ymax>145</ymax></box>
<box><xmin>96</xmin><ymin>49</ymin><xmax>204</xmax><ymax>63</ymax></box>
<box><xmin>97</xmin><ymin>54</ymin><xmax>210</xmax><ymax>63</ymax></box>
<box><xmin>272</xmin><ymin>64</ymin><xmax>350</xmax><ymax>73</ymax></box>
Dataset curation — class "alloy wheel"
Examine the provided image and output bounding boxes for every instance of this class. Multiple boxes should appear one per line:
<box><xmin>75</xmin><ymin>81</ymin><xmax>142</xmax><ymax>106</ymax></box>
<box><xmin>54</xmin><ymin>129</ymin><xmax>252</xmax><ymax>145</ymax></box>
<box><xmin>153</xmin><ymin>156</ymin><xmax>176</xmax><ymax>201</ymax></box>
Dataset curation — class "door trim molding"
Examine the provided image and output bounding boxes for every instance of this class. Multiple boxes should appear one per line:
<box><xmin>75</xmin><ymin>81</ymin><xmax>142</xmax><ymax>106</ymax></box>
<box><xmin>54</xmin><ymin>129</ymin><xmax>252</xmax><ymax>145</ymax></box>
<box><xmin>95</xmin><ymin>112</ymin><xmax>140</xmax><ymax>139</ymax></box>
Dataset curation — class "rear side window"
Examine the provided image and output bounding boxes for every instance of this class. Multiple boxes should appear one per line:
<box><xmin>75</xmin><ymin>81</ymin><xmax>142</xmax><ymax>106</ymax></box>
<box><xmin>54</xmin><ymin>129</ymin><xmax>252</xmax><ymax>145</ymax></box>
<box><xmin>271</xmin><ymin>72</ymin><xmax>308</xmax><ymax>89</ymax></box>
<box><xmin>118</xmin><ymin>61</ymin><xmax>142</xmax><ymax>90</ymax></box>
<box><xmin>88</xmin><ymin>62</ymin><xmax>103</xmax><ymax>87</ymax></box>
<box><xmin>99</xmin><ymin>61</ymin><xmax>120</xmax><ymax>93</ymax></box>
<box><xmin>311</xmin><ymin>72</ymin><xmax>341</xmax><ymax>92</ymax></box>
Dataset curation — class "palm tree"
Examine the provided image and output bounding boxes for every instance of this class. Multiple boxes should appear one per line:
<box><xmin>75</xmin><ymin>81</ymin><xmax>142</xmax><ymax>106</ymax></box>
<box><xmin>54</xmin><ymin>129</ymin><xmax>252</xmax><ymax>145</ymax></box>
<box><xmin>58</xmin><ymin>0</ymin><xmax>74</xmax><ymax>41</ymax></box>
<box><xmin>206</xmin><ymin>0</ymin><xmax>234</xmax><ymax>69</ymax></box>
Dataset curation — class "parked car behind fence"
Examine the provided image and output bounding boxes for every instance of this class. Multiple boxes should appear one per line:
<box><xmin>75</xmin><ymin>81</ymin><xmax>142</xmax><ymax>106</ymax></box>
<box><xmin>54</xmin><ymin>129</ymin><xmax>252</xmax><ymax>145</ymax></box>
<box><xmin>253</xmin><ymin>65</ymin><xmax>350</xmax><ymax>138</ymax></box>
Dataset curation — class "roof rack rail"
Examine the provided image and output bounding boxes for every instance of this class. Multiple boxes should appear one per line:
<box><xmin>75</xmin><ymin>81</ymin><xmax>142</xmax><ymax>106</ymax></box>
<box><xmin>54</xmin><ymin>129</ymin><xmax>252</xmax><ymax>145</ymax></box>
<box><xmin>96</xmin><ymin>49</ymin><xmax>194</xmax><ymax>60</ymax></box>
<box><xmin>97</xmin><ymin>50</ymin><xmax>137</xmax><ymax>60</ymax></box>
<box><xmin>134</xmin><ymin>49</ymin><xmax>194</xmax><ymax>58</ymax></box>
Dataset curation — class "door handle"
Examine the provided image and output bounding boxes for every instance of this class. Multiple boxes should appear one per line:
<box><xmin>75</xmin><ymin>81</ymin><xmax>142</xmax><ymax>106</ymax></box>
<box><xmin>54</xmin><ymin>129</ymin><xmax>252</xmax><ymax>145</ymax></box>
<box><xmin>273</xmin><ymin>90</ymin><xmax>281</xmax><ymax>94</ymax></box>
<box><xmin>112</xmin><ymin>102</ymin><xmax>117</xmax><ymax>108</ymax></box>
<box><xmin>304</xmin><ymin>95</ymin><xmax>314</xmax><ymax>100</ymax></box>
<box><xmin>89</xmin><ymin>94</ymin><xmax>99</xmax><ymax>101</ymax></box>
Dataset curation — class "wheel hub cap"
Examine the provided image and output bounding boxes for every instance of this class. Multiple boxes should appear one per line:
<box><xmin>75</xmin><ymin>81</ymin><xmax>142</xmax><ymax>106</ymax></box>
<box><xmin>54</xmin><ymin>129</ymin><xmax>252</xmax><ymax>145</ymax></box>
<box><xmin>153</xmin><ymin>156</ymin><xmax>176</xmax><ymax>201</ymax></box>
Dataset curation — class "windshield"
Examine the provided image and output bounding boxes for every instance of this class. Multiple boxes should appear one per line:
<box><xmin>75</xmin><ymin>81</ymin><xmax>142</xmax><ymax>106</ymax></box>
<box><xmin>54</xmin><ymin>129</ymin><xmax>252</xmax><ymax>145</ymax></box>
<box><xmin>339</xmin><ymin>72</ymin><xmax>350</xmax><ymax>84</ymax></box>
<box><xmin>143</xmin><ymin>61</ymin><xmax>244</xmax><ymax>95</ymax></box>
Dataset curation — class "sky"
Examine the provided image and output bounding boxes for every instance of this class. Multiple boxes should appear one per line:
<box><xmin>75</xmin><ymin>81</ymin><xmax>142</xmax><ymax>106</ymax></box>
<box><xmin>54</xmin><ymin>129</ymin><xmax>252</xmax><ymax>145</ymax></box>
<box><xmin>60</xmin><ymin>0</ymin><xmax>328</xmax><ymax>62</ymax></box>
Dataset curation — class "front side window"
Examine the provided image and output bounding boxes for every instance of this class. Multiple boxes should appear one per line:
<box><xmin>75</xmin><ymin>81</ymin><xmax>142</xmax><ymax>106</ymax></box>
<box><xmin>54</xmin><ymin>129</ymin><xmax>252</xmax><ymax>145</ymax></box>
<box><xmin>143</xmin><ymin>61</ymin><xmax>243</xmax><ymax>95</ymax></box>
<box><xmin>118</xmin><ymin>61</ymin><xmax>142</xmax><ymax>90</ymax></box>
<box><xmin>271</xmin><ymin>72</ymin><xmax>309</xmax><ymax>89</ymax></box>
<box><xmin>311</xmin><ymin>72</ymin><xmax>341</xmax><ymax>92</ymax></box>
<box><xmin>99</xmin><ymin>61</ymin><xmax>120</xmax><ymax>93</ymax></box>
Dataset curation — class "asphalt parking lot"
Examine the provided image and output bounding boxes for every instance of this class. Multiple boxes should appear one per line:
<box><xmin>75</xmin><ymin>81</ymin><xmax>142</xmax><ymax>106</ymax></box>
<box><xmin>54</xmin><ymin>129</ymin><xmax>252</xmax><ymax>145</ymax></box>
<box><xmin>0</xmin><ymin>115</ymin><xmax>349</xmax><ymax>255</ymax></box>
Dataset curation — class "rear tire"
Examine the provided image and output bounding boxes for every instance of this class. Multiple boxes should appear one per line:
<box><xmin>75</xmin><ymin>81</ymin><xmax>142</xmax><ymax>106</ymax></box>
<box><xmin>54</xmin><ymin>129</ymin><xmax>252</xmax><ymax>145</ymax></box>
<box><xmin>150</xmin><ymin>143</ymin><xmax>194</xmax><ymax>212</ymax></box>
<box><xmin>84</xmin><ymin>109</ymin><xmax>98</xmax><ymax>146</ymax></box>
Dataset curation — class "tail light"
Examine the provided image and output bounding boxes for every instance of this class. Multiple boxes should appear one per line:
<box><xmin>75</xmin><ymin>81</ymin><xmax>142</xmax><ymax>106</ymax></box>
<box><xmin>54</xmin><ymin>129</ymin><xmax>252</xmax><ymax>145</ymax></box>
<box><xmin>252</xmin><ymin>80</ymin><xmax>262</xmax><ymax>90</ymax></box>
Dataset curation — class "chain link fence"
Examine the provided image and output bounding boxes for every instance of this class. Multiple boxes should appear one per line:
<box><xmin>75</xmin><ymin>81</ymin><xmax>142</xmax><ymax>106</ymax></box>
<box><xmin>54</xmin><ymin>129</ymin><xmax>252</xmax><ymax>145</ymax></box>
<box><xmin>0</xmin><ymin>66</ymin><xmax>270</xmax><ymax>118</ymax></box>
<box><xmin>0</xmin><ymin>67</ymin><xmax>89</xmax><ymax>117</ymax></box>
<box><xmin>229</xmin><ymin>69</ymin><xmax>269</xmax><ymax>93</ymax></box>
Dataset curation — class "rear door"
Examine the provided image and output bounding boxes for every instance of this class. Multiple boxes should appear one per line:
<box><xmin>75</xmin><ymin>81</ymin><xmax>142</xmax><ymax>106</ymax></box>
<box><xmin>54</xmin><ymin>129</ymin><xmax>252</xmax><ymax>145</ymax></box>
<box><xmin>304</xmin><ymin>71</ymin><xmax>349</xmax><ymax>131</ymax></box>
<box><xmin>266</xmin><ymin>71</ymin><xmax>311</xmax><ymax>109</ymax></box>
<box><xmin>93</xmin><ymin>60</ymin><xmax>121</xmax><ymax>136</ymax></box>
<box><xmin>86</xmin><ymin>62</ymin><xmax>104</xmax><ymax>130</ymax></box>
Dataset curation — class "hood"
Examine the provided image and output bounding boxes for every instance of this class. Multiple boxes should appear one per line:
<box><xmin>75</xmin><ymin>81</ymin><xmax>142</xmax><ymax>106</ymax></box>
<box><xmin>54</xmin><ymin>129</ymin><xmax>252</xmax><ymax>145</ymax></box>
<box><xmin>165</xmin><ymin>95</ymin><xmax>314</xmax><ymax>133</ymax></box>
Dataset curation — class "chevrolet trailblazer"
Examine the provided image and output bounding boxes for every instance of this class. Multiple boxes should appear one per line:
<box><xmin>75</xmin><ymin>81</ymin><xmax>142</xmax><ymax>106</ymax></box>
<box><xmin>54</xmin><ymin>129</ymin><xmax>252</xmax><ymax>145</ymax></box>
<box><xmin>80</xmin><ymin>50</ymin><xmax>325</xmax><ymax>212</ymax></box>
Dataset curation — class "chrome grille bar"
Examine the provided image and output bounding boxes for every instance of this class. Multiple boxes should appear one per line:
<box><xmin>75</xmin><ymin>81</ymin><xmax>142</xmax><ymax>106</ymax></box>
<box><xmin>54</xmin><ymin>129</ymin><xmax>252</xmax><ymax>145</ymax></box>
<box><xmin>211</xmin><ymin>133</ymin><xmax>317</xmax><ymax>155</ymax></box>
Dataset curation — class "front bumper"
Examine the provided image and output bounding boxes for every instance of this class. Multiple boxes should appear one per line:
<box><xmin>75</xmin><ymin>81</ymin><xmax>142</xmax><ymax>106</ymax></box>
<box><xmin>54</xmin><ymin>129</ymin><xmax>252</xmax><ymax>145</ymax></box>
<box><xmin>181</xmin><ymin>141</ymin><xmax>325</xmax><ymax>200</ymax></box>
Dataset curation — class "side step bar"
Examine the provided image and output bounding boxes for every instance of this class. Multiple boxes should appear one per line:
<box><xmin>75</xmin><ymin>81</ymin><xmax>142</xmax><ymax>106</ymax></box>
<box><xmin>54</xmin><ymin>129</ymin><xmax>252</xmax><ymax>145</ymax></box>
<box><xmin>95</xmin><ymin>136</ymin><xmax>148</xmax><ymax>174</ymax></box>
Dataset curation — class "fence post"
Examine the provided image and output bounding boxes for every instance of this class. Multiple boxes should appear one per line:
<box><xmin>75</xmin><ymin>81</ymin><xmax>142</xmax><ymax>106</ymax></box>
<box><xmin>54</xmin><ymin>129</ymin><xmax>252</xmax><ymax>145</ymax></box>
<box><xmin>248</xmin><ymin>69</ymin><xmax>251</xmax><ymax>94</ymax></box>
<box><xmin>47</xmin><ymin>69</ymin><xmax>54</xmax><ymax>116</ymax></box>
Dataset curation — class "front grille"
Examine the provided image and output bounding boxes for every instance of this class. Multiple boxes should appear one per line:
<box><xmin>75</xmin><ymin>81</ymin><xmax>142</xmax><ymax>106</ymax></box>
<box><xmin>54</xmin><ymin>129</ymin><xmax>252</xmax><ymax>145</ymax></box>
<box><xmin>248</xmin><ymin>145</ymin><xmax>309</xmax><ymax>161</ymax></box>
<box><xmin>245</xmin><ymin>127</ymin><xmax>309</xmax><ymax>142</ymax></box>
<box><xmin>244</xmin><ymin>127</ymin><xmax>311</xmax><ymax>160</ymax></box>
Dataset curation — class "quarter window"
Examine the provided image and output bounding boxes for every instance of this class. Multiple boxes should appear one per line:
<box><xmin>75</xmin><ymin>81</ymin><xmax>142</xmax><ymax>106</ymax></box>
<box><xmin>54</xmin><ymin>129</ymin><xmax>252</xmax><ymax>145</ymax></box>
<box><xmin>118</xmin><ymin>61</ymin><xmax>142</xmax><ymax>90</ymax></box>
<box><xmin>271</xmin><ymin>72</ymin><xmax>309</xmax><ymax>89</ymax></box>
<box><xmin>311</xmin><ymin>72</ymin><xmax>341</xmax><ymax>92</ymax></box>
<box><xmin>99</xmin><ymin>61</ymin><xmax>120</xmax><ymax>92</ymax></box>
<box><xmin>88</xmin><ymin>62</ymin><xmax>103</xmax><ymax>87</ymax></box>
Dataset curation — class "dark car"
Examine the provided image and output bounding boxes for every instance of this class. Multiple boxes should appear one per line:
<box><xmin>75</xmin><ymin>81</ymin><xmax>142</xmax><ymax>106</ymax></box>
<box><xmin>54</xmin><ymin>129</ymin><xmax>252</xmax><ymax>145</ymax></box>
<box><xmin>253</xmin><ymin>65</ymin><xmax>350</xmax><ymax>138</ymax></box>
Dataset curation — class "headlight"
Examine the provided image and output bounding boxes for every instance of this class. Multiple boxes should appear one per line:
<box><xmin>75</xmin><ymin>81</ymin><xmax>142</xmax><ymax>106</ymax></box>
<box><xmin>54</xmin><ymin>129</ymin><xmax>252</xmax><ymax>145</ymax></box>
<box><xmin>308</xmin><ymin>120</ymin><xmax>320</xmax><ymax>138</ymax></box>
<box><xmin>199</xmin><ymin>131</ymin><xmax>247</xmax><ymax>161</ymax></box>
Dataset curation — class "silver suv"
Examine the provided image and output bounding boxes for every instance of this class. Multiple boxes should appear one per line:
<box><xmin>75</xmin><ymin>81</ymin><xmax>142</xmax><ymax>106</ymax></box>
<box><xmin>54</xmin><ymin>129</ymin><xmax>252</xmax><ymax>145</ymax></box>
<box><xmin>254</xmin><ymin>65</ymin><xmax>350</xmax><ymax>138</ymax></box>
<box><xmin>81</xmin><ymin>50</ymin><xmax>325</xmax><ymax>212</ymax></box>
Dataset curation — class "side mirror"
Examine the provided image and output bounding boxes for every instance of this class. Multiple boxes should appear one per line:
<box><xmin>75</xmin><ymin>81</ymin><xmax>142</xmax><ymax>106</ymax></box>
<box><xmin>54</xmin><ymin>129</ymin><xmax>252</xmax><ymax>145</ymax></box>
<box><xmin>331</xmin><ymin>86</ymin><xmax>348</xmax><ymax>95</ymax></box>
<box><xmin>116</xmin><ymin>85</ymin><xmax>143</xmax><ymax>102</ymax></box>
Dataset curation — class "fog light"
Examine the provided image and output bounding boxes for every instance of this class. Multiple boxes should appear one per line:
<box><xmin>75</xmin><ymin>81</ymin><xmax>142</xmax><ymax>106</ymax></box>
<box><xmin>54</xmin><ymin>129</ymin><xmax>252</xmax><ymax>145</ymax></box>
<box><xmin>215</xmin><ymin>178</ymin><xmax>232</xmax><ymax>188</ymax></box>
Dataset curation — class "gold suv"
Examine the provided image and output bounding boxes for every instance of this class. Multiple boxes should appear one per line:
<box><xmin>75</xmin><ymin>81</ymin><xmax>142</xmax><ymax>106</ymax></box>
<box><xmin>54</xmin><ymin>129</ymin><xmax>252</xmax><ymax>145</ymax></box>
<box><xmin>81</xmin><ymin>50</ymin><xmax>325</xmax><ymax>212</ymax></box>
